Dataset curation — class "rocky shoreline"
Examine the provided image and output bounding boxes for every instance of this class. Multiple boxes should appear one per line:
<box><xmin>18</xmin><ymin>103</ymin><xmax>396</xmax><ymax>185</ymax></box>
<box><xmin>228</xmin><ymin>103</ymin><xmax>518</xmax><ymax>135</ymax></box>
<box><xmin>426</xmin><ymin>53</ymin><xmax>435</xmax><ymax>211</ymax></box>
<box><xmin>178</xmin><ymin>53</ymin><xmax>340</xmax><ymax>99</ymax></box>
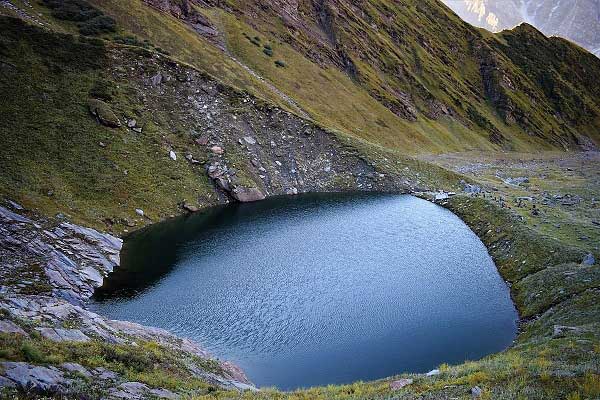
<box><xmin>0</xmin><ymin>203</ymin><xmax>254</xmax><ymax>398</ymax></box>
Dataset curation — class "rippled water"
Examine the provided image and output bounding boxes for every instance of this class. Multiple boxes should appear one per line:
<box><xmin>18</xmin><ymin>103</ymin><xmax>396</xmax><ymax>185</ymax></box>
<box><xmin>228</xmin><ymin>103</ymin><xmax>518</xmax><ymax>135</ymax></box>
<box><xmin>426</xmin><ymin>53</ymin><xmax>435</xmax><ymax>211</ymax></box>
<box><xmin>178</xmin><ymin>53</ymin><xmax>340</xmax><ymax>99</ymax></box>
<box><xmin>91</xmin><ymin>193</ymin><xmax>518</xmax><ymax>390</ymax></box>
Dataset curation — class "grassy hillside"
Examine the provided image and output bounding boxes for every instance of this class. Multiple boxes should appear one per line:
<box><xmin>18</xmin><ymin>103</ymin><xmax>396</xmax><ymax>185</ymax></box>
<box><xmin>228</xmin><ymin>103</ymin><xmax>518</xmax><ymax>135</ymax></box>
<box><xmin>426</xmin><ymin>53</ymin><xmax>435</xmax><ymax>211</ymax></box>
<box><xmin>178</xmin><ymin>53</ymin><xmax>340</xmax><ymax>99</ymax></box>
<box><xmin>199</xmin><ymin>0</ymin><xmax>600</xmax><ymax>151</ymax></box>
<box><xmin>6</xmin><ymin>0</ymin><xmax>600</xmax><ymax>154</ymax></box>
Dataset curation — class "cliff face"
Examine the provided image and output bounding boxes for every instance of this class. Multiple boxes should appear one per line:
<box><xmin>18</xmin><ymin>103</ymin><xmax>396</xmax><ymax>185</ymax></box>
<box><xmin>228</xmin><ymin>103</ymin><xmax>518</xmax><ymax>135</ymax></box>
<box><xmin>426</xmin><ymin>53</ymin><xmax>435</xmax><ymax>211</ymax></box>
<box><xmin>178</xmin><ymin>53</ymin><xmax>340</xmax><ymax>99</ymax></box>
<box><xmin>442</xmin><ymin>0</ymin><xmax>600</xmax><ymax>57</ymax></box>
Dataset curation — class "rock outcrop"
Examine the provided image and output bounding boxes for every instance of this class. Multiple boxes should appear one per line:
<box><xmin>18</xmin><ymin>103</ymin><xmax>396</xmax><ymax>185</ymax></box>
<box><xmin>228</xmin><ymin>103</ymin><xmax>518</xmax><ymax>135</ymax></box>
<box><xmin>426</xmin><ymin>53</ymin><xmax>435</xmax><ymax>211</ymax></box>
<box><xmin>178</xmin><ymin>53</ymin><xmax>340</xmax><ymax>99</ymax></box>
<box><xmin>0</xmin><ymin>202</ymin><xmax>254</xmax><ymax>397</ymax></box>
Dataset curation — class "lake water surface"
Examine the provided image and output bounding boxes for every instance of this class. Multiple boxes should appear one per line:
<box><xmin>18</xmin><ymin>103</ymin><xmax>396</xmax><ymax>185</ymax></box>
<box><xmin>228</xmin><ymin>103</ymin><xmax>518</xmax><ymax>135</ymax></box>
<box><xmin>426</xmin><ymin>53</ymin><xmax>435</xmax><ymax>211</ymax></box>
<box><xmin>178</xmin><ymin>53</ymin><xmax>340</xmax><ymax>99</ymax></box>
<box><xmin>91</xmin><ymin>193</ymin><xmax>518</xmax><ymax>390</ymax></box>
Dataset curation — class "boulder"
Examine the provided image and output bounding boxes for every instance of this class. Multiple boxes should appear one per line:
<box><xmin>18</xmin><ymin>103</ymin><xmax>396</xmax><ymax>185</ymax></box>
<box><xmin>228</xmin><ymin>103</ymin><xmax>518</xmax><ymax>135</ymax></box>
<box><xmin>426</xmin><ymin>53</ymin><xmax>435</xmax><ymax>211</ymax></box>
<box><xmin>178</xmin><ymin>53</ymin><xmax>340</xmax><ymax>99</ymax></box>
<box><xmin>108</xmin><ymin>381</ymin><xmax>178</xmax><ymax>399</ymax></box>
<box><xmin>37</xmin><ymin>327</ymin><xmax>90</xmax><ymax>343</ymax></box>
<box><xmin>435</xmin><ymin>192</ymin><xmax>449</xmax><ymax>201</ymax></box>
<box><xmin>471</xmin><ymin>386</ymin><xmax>483</xmax><ymax>397</ymax></box>
<box><xmin>231</xmin><ymin>187</ymin><xmax>266</xmax><ymax>203</ymax></box>
<box><xmin>582</xmin><ymin>253</ymin><xmax>595</xmax><ymax>266</ymax></box>
<box><xmin>1</xmin><ymin>362</ymin><xmax>70</xmax><ymax>393</ymax></box>
<box><xmin>135</xmin><ymin>209</ymin><xmax>144</xmax><ymax>217</ymax></box>
<box><xmin>0</xmin><ymin>320</ymin><xmax>27</xmax><ymax>336</ymax></box>
<box><xmin>182</xmin><ymin>202</ymin><xmax>199</xmax><ymax>213</ymax></box>
<box><xmin>88</xmin><ymin>99</ymin><xmax>121</xmax><ymax>128</ymax></box>
<box><xmin>504</xmin><ymin>177</ymin><xmax>529</xmax><ymax>186</ymax></box>
<box><xmin>150</xmin><ymin>73</ymin><xmax>163</xmax><ymax>86</ymax></box>
<box><xmin>169</xmin><ymin>150</ymin><xmax>177</xmax><ymax>161</ymax></box>
<box><xmin>464</xmin><ymin>183</ymin><xmax>482</xmax><ymax>193</ymax></box>
<box><xmin>426</xmin><ymin>369</ymin><xmax>440</xmax><ymax>376</ymax></box>
<box><xmin>60</xmin><ymin>363</ymin><xmax>91</xmax><ymax>377</ymax></box>
<box><xmin>553</xmin><ymin>325</ymin><xmax>584</xmax><ymax>338</ymax></box>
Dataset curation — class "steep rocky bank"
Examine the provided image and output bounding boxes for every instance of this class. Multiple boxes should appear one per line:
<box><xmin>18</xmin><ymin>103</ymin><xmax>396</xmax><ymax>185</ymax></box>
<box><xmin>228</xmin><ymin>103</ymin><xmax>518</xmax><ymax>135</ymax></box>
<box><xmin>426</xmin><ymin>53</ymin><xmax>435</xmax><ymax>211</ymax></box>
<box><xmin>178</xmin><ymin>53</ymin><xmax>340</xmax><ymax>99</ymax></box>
<box><xmin>0</xmin><ymin>203</ymin><xmax>254</xmax><ymax>397</ymax></box>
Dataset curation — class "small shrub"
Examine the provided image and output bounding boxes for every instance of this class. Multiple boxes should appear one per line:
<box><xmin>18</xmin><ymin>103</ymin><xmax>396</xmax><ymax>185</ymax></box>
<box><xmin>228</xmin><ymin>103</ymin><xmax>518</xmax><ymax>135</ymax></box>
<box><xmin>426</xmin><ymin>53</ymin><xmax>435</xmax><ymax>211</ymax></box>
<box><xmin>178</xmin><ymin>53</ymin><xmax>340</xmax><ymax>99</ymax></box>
<box><xmin>78</xmin><ymin>15</ymin><xmax>116</xmax><ymax>35</ymax></box>
<box><xmin>102</xmin><ymin>345</ymin><xmax>154</xmax><ymax>372</ymax></box>
<box><xmin>89</xmin><ymin>78</ymin><xmax>115</xmax><ymax>101</ymax></box>
<box><xmin>275</xmin><ymin>60</ymin><xmax>286</xmax><ymax>68</ymax></box>
<box><xmin>43</xmin><ymin>0</ymin><xmax>101</xmax><ymax>21</ymax></box>
<box><xmin>21</xmin><ymin>342</ymin><xmax>45</xmax><ymax>363</ymax></box>
<box><xmin>42</xmin><ymin>0</ymin><xmax>116</xmax><ymax>36</ymax></box>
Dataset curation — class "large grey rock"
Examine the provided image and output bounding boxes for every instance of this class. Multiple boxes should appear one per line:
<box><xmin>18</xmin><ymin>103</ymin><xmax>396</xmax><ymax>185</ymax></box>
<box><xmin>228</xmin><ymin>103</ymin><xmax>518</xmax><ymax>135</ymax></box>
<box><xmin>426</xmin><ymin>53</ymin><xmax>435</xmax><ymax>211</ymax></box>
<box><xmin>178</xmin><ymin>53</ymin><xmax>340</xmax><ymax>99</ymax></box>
<box><xmin>504</xmin><ymin>176</ymin><xmax>529</xmax><ymax>186</ymax></box>
<box><xmin>390</xmin><ymin>378</ymin><xmax>413</xmax><ymax>390</ymax></box>
<box><xmin>150</xmin><ymin>73</ymin><xmax>163</xmax><ymax>86</ymax></box>
<box><xmin>0</xmin><ymin>206</ymin><xmax>122</xmax><ymax>305</ymax></box>
<box><xmin>231</xmin><ymin>187</ymin><xmax>266</xmax><ymax>203</ymax></box>
<box><xmin>0</xmin><ymin>320</ymin><xmax>27</xmax><ymax>336</ymax></box>
<box><xmin>1</xmin><ymin>362</ymin><xmax>71</xmax><ymax>393</ymax></box>
<box><xmin>434</xmin><ymin>192</ymin><xmax>449</xmax><ymax>201</ymax></box>
<box><xmin>553</xmin><ymin>325</ymin><xmax>585</xmax><ymax>338</ymax></box>
<box><xmin>37</xmin><ymin>327</ymin><xmax>90</xmax><ymax>342</ymax></box>
<box><xmin>60</xmin><ymin>363</ymin><xmax>91</xmax><ymax>377</ymax></box>
<box><xmin>210</xmin><ymin>145</ymin><xmax>224</xmax><ymax>155</ymax></box>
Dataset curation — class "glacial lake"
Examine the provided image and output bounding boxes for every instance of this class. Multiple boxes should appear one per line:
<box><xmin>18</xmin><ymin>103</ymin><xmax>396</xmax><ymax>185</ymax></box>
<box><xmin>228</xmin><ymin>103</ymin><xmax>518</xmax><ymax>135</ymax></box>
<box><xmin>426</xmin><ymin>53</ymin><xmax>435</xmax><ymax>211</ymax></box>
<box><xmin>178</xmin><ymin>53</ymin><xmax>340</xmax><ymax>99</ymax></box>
<box><xmin>91</xmin><ymin>193</ymin><xmax>518</xmax><ymax>390</ymax></box>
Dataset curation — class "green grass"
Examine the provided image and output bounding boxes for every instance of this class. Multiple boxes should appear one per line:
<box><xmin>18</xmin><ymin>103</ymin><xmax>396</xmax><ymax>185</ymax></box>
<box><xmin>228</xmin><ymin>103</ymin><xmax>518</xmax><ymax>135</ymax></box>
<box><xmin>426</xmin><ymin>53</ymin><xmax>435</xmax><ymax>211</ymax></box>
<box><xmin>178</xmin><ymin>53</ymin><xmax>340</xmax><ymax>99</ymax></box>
<box><xmin>0</xmin><ymin>332</ymin><xmax>222</xmax><ymax>394</ymax></box>
<box><xmin>0</xmin><ymin>17</ymin><xmax>220</xmax><ymax>232</ymax></box>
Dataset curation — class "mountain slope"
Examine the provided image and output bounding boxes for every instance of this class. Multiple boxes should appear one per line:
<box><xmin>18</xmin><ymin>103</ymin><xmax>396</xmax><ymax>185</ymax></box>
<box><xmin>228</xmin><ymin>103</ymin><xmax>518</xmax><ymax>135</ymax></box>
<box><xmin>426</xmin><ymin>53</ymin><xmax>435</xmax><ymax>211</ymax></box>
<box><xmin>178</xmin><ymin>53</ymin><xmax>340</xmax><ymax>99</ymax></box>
<box><xmin>442</xmin><ymin>0</ymin><xmax>600</xmax><ymax>57</ymax></box>
<box><xmin>4</xmin><ymin>0</ymin><xmax>600</xmax><ymax>154</ymax></box>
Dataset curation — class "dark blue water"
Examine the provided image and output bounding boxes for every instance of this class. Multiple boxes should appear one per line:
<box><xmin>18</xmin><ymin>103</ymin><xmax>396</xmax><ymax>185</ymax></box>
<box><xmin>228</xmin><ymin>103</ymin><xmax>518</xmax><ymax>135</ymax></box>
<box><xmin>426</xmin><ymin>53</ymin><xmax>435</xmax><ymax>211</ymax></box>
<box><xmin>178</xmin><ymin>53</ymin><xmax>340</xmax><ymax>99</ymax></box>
<box><xmin>91</xmin><ymin>193</ymin><xmax>518</xmax><ymax>390</ymax></box>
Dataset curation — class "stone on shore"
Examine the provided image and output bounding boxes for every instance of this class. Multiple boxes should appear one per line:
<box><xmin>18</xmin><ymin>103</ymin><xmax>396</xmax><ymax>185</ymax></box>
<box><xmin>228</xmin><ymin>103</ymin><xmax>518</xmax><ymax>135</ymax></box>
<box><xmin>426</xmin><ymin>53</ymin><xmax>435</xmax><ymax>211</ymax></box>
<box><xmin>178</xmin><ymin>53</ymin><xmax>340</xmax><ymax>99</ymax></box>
<box><xmin>390</xmin><ymin>378</ymin><xmax>413</xmax><ymax>390</ymax></box>
<box><xmin>231</xmin><ymin>187</ymin><xmax>266</xmax><ymax>203</ymax></box>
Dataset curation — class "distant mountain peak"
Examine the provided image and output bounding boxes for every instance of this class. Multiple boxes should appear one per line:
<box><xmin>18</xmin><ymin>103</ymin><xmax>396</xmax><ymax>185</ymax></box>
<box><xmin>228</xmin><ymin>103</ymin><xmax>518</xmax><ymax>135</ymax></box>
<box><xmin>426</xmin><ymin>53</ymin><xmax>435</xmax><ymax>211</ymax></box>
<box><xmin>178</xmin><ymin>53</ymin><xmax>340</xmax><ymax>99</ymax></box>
<box><xmin>442</xmin><ymin>0</ymin><xmax>600</xmax><ymax>56</ymax></box>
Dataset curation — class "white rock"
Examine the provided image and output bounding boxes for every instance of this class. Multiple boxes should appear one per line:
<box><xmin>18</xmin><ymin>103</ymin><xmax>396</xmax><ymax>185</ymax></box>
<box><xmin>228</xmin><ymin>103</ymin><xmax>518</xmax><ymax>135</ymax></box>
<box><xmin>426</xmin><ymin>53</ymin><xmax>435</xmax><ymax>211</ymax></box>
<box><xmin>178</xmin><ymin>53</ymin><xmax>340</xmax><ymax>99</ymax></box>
<box><xmin>169</xmin><ymin>150</ymin><xmax>177</xmax><ymax>161</ymax></box>
<box><xmin>210</xmin><ymin>146</ymin><xmax>224</xmax><ymax>155</ymax></box>
<box><xmin>135</xmin><ymin>209</ymin><xmax>144</xmax><ymax>217</ymax></box>
<box><xmin>435</xmin><ymin>192</ymin><xmax>449</xmax><ymax>201</ymax></box>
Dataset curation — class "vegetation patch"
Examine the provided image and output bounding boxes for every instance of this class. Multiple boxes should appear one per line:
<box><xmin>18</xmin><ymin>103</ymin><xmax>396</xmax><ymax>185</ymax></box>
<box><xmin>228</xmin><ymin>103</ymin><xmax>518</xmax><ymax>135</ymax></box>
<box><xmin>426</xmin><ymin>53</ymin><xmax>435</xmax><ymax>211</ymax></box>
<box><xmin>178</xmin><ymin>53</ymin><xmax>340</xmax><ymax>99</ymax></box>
<box><xmin>42</xmin><ymin>0</ymin><xmax>116</xmax><ymax>36</ymax></box>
